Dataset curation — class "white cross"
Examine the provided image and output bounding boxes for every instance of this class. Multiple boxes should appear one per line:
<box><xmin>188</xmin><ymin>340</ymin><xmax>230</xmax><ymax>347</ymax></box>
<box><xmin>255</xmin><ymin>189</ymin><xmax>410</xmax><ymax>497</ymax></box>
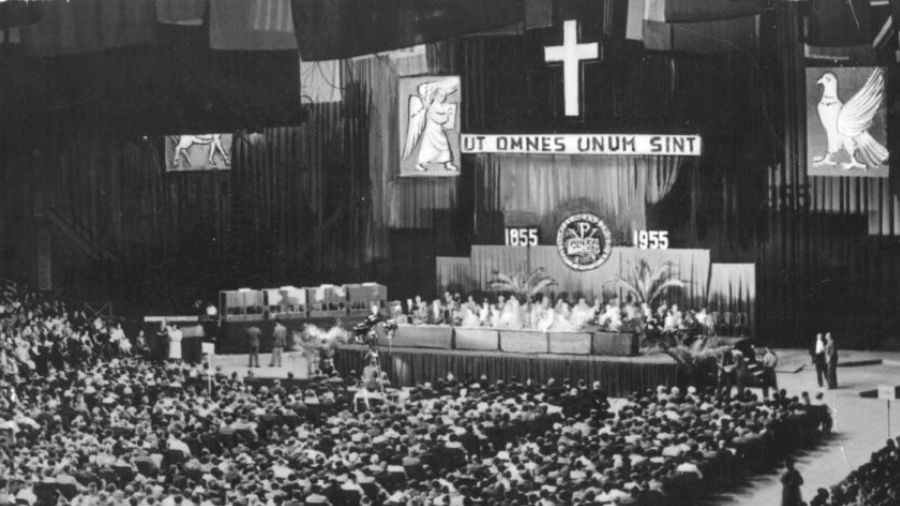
<box><xmin>544</xmin><ymin>20</ymin><xmax>599</xmax><ymax>117</ymax></box>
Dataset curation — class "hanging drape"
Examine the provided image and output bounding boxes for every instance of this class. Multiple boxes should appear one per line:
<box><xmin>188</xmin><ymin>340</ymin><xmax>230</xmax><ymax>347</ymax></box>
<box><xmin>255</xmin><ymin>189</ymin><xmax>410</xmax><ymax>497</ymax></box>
<box><xmin>706</xmin><ymin>263</ymin><xmax>755</xmax><ymax>332</ymax></box>
<box><xmin>473</xmin><ymin>154</ymin><xmax>683</xmax><ymax>244</ymax></box>
<box><xmin>19</xmin><ymin>0</ymin><xmax>155</xmax><ymax>56</ymax></box>
<box><xmin>436</xmin><ymin>246</ymin><xmax>710</xmax><ymax>308</ymax></box>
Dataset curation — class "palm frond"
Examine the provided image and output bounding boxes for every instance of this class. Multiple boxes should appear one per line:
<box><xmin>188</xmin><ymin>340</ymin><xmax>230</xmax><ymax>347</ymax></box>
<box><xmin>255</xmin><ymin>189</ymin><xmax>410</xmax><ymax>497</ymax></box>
<box><xmin>486</xmin><ymin>267</ymin><xmax>558</xmax><ymax>301</ymax></box>
<box><xmin>647</xmin><ymin>279</ymin><xmax>688</xmax><ymax>305</ymax></box>
<box><xmin>528</xmin><ymin>277</ymin><xmax>558</xmax><ymax>297</ymax></box>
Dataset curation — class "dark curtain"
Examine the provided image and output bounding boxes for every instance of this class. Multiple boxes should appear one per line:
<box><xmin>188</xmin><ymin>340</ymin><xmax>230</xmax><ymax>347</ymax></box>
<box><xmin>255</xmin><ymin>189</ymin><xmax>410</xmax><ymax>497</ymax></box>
<box><xmin>336</xmin><ymin>345</ymin><xmax>679</xmax><ymax>397</ymax></box>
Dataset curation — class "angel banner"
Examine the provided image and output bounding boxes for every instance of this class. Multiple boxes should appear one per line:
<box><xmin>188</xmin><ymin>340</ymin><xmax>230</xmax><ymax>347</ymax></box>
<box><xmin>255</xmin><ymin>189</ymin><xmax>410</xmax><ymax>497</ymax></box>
<box><xmin>399</xmin><ymin>76</ymin><xmax>461</xmax><ymax>177</ymax></box>
<box><xmin>806</xmin><ymin>67</ymin><xmax>889</xmax><ymax>178</ymax></box>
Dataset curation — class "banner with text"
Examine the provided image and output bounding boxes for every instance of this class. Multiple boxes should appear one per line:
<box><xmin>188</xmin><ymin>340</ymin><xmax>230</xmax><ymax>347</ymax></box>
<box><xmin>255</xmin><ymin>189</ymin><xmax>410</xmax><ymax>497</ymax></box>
<box><xmin>460</xmin><ymin>134</ymin><xmax>701</xmax><ymax>156</ymax></box>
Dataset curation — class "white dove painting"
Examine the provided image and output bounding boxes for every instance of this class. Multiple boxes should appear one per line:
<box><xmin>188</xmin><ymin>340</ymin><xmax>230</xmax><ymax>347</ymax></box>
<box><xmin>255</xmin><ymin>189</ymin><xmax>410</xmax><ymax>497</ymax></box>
<box><xmin>807</xmin><ymin>67</ymin><xmax>889</xmax><ymax>177</ymax></box>
<box><xmin>398</xmin><ymin>76</ymin><xmax>461</xmax><ymax>177</ymax></box>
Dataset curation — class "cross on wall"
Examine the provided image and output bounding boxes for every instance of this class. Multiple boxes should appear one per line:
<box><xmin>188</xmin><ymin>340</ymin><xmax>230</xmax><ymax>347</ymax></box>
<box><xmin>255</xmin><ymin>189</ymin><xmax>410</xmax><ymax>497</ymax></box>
<box><xmin>544</xmin><ymin>19</ymin><xmax>600</xmax><ymax>117</ymax></box>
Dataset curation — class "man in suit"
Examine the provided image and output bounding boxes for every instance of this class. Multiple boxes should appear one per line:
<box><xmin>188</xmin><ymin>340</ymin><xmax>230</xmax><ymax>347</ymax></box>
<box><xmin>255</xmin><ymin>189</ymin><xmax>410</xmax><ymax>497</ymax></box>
<box><xmin>811</xmin><ymin>333</ymin><xmax>827</xmax><ymax>388</ymax></box>
<box><xmin>270</xmin><ymin>323</ymin><xmax>286</xmax><ymax>368</ymax></box>
<box><xmin>246</xmin><ymin>326</ymin><xmax>261</xmax><ymax>368</ymax></box>
<box><xmin>825</xmin><ymin>333</ymin><xmax>838</xmax><ymax>389</ymax></box>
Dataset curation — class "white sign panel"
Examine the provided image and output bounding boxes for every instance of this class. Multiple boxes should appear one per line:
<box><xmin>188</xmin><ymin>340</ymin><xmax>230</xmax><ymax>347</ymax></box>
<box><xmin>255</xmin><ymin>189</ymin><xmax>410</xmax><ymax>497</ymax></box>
<box><xmin>461</xmin><ymin>134</ymin><xmax>701</xmax><ymax>156</ymax></box>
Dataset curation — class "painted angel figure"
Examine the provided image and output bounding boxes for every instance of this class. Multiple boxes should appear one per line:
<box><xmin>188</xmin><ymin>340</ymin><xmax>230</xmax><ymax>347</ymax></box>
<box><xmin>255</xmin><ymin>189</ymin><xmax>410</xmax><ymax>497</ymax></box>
<box><xmin>402</xmin><ymin>78</ymin><xmax>459</xmax><ymax>172</ymax></box>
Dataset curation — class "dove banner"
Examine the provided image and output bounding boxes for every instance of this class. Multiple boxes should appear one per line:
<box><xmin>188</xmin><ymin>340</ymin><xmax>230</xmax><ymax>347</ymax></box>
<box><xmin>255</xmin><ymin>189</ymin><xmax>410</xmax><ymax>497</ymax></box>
<box><xmin>806</xmin><ymin>67</ymin><xmax>889</xmax><ymax>178</ymax></box>
<box><xmin>460</xmin><ymin>134</ymin><xmax>702</xmax><ymax>156</ymax></box>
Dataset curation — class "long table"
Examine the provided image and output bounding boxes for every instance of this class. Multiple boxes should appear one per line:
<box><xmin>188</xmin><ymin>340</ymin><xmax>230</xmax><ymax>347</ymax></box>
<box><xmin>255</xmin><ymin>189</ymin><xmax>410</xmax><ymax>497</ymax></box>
<box><xmin>389</xmin><ymin>325</ymin><xmax>638</xmax><ymax>357</ymax></box>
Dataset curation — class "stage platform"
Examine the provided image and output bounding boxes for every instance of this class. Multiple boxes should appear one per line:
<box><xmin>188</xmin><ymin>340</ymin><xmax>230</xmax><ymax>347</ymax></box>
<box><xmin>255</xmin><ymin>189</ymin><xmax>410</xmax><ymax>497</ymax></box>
<box><xmin>336</xmin><ymin>344</ymin><xmax>679</xmax><ymax>397</ymax></box>
<box><xmin>210</xmin><ymin>350</ymin><xmax>313</xmax><ymax>380</ymax></box>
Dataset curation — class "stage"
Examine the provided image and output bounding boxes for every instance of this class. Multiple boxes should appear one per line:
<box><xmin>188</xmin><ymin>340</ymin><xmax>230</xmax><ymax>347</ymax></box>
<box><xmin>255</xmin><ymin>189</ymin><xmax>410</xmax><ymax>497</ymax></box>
<box><xmin>209</xmin><ymin>350</ymin><xmax>313</xmax><ymax>380</ymax></box>
<box><xmin>208</xmin><ymin>346</ymin><xmax>678</xmax><ymax>397</ymax></box>
<box><xmin>336</xmin><ymin>344</ymin><xmax>679</xmax><ymax>397</ymax></box>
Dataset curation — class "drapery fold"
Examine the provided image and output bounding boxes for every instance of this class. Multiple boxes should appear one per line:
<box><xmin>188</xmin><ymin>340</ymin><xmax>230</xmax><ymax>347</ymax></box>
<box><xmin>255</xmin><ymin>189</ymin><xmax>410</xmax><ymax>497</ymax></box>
<box><xmin>20</xmin><ymin>0</ymin><xmax>154</xmax><ymax>56</ymax></box>
<box><xmin>707</xmin><ymin>263</ymin><xmax>755</xmax><ymax>332</ymax></box>
<box><xmin>209</xmin><ymin>0</ymin><xmax>298</xmax><ymax>50</ymax></box>
<box><xmin>437</xmin><ymin>246</ymin><xmax>711</xmax><ymax>308</ymax></box>
<box><xmin>290</xmin><ymin>0</ymin><xmax>522</xmax><ymax>61</ymax></box>
<box><xmin>474</xmin><ymin>154</ymin><xmax>683</xmax><ymax>241</ymax></box>
<box><xmin>336</xmin><ymin>345</ymin><xmax>679</xmax><ymax>397</ymax></box>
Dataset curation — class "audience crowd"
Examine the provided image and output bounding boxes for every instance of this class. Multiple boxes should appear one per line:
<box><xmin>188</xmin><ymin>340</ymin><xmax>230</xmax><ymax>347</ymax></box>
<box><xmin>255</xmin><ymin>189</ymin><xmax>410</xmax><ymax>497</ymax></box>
<box><xmin>391</xmin><ymin>292</ymin><xmax>710</xmax><ymax>336</ymax></box>
<box><xmin>812</xmin><ymin>436</ymin><xmax>900</xmax><ymax>506</ymax></box>
<box><xmin>0</xmin><ymin>283</ymin><xmax>832</xmax><ymax>506</ymax></box>
<box><xmin>0</xmin><ymin>281</ymin><xmax>126</xmax><ymax>380</ymax></box>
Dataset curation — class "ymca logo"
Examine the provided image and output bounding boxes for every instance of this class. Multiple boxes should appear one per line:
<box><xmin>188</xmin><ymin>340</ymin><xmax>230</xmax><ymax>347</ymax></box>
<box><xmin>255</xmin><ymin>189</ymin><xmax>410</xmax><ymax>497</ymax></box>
<box><xmin>556</xmin><ymin>213</ymin><xmax>612</xmax><ymax>271</ymax></box>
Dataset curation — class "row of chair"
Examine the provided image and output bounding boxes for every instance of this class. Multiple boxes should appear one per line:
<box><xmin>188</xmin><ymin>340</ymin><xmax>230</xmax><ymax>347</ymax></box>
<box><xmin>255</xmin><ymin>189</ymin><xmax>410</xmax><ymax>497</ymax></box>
<box><xmin>705</xmin><ymin>311</ymin><xmax>750</xmax><ymax>337</ymax></box>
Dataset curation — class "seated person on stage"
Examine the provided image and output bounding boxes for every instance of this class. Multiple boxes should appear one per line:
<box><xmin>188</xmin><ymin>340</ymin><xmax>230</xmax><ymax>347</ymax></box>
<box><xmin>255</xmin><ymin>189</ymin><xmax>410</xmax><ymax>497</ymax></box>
<box><xmin>696</xmin><ymin>307</ymin><xmax>709</xmax><ymax>328</ymax></box>
<box><xmin>623</xmin><ymin>301</ymin><xmax>638</xmax><ymax>322</ymax></box>
<box><xmin>428</xmin><ymin>300</ymin><xmax>444</xmax><ymax>325</ymax></box>
<box><xmin>489</xmin><ymin>303</ymin><xmax>502</xmax><ymax>328</ymax></box>
<box><xmin>499</xmin><ymin>298</ymin><xmax>523</xmax><ymax>329</ymax></box>
<box><xmin>555</xmin><ymin>299</ymin><xmax>573</xmax><ymax>325</ymax></box>
<box><xmin>390</xmin><ymin>301</ymin><xmax>408</xmax><ymax>324</ymax></box>
<box><xmin>412</xmin><ymin>297</ymin><xmax>428</xmax><ymax>325</ymax></box>
<box><xmin>671</xmin><ymin>304</ymin><xmax>684</xmax><ymax>328</ymax></box>
<box><xmin>597</xmin><ymin>303</ymin><xmax>622</xmax><ymax>331</ymax></box>
<box><xmin>570</xmin><ymin>298</ymin><xmax>593</xmax><ymax>329</ymax></box>
<box><xmin>460</xmin><ymin>304</ymin><xmax>480</xmax><ymax>327</ymax></box>
<box><xmin>664</xmin><ymin>310</ymin><xmax>678</xmax><ymax>331</ymax></box>
<box><xmin>641</xmin><ymin>302</ymin><xmax>654</xmax><ymax>320</ymax></box>
<box><xmin>478</xmin><ymin>299</ymin><xmax>491</xmax><ymax>326</ymax></box>
<box><xmin>530</xmin><ymin>296</ymin><xmax>550</xmax><ymax>329</ymax></box>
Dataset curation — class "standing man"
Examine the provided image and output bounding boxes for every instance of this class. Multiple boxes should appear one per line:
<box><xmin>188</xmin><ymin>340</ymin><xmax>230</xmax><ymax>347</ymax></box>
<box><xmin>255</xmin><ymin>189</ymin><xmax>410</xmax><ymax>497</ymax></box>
<box><xmin>780</xmin><ymin>457</ymin><xmax>804</xmax><ymax>506</ymax></box>
<box><xmin>761</xmin><ymin>347</ymin><xmax>779</xmax><ymax>399</ymax></box>
<box><xmin>811</xmin><ymin>333</ymin><xmax>827</xmax><ymax>388</ymax></box>
<box><xmin>825</xmin><ymin>332</ymin><xmax>838</xmax><ymax>389</ymax></box>
<box><xmin>246</xmin><ymin>325</ymin><xmax>261</xmax><ymax>368</ymax></box>
<box><xmin>270</xmin><ymin>323</ymin><xmax>286</xmax><ymax>368</ymax></box>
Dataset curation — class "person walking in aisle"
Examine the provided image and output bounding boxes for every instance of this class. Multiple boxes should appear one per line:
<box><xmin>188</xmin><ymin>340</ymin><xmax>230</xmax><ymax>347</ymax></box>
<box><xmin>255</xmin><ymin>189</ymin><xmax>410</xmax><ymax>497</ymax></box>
<box><xmin>811</xmin><ymin>333</ymin><xmax>827</xmax><ymax>388</ymax></box>
<box><xmin>780</xmin><ymin>457</ymin><xmax>804</xmax><ymax>506</ymax></box>
<box><xmin>761</xmin><ymin>347</ymin><xmax>779</xmax><ymax>399</ymax></box>
<box><xmin>825</xmin><ymin>332</ymin><xmax>838</xmax><ymax>389</ymax></box>
<box><xmin>246</xmin><ymin>325</ymin><xmax>261</xmax><ymax>368</ymax></box>
<box><xmin>269</xmin><ymin>323</ymin><xmax>286</xmax><ymax>368</ymax></box>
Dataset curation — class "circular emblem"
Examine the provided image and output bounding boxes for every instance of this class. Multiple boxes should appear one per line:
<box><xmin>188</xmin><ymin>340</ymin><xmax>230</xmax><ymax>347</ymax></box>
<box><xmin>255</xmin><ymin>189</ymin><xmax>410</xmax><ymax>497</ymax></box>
<box><xmin>556</xmin><ymin>213</ymin><xmax>612</xmax><ymax>271</ymax></box>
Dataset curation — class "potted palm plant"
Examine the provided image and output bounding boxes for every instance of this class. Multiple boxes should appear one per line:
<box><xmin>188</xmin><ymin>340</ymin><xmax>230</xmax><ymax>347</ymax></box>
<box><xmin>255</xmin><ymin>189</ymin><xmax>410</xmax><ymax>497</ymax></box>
<box><xmin>602</xmin><ymin>260</ymin><xmax>688</xmax><ymax>306</ymax></box>
<box><xmin>662</xmin><ymin>336</ymin><xmax>732</xmax><ymax>389</ymax></box>
<box><xmin>487</xmin><ymin>267</ymin><xmax>557</xmax><ymax>329</ymax></box>
<box><xmin>601</xmin><ymin>259</ymin><xmax>690</xmax><ymax>350</ymax></box>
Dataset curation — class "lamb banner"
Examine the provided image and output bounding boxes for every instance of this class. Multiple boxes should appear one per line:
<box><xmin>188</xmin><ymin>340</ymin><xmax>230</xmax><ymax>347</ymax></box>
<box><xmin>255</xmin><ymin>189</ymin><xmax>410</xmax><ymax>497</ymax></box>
<box><xmin>166</xmin><ymin>134</ymin><xmax>233</xmax><ymax>172</ymax></box>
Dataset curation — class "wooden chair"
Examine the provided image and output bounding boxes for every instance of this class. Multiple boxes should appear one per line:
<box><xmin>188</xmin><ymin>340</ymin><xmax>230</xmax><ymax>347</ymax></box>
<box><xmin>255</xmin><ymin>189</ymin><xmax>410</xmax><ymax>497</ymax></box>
<box><xmin>707</xmin><ymin>312</ymin><xmax>720</xmax><ymax>337</ymax></box>
<box><xmin>734</xmin><ymin>312</ymin><xmax>749</xmax><ymax>337</ymax></box>
<box><xmin>719</xmin><ymin>312</ymin><xmax>734</xmax><ymax>337</ymax></box>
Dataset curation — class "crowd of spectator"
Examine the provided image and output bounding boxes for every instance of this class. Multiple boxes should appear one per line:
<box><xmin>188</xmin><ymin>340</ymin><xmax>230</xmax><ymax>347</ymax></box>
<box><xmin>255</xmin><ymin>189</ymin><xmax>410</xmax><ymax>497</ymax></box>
<box><xmin>0</xmin><ymin>283</ymin><xmax>833</xmax><ymax>506</ymax></box>
<box><xmin>391</xmin><ymin>292</ymin><xmax>709</xmax><ymax>337</ymax></box>
<box><xmin>0</xmin><ymin>281</ymin><xmax>126</xmax><ymax>380</ymax></box>
<box><xmin>810</xmin><ymin>436</ymin><xmax>900</xmax><ymax>506</ymax></box>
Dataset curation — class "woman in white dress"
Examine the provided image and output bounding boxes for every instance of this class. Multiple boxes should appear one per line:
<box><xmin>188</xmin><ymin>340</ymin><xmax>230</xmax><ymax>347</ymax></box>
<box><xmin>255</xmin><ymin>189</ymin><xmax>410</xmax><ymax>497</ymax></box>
<box><xmin>167</xmin><ymin>325</ymin><xmax>183</xmax><ymax>361</ymax></box>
